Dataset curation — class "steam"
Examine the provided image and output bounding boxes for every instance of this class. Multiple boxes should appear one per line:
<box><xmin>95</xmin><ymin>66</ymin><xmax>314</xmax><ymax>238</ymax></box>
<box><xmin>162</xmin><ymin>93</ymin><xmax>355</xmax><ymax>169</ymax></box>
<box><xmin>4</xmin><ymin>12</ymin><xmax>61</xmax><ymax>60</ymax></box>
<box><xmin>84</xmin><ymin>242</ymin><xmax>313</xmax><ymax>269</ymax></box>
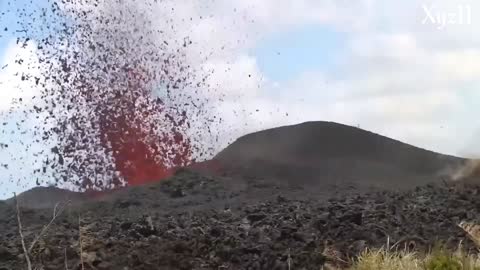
<box><xmin>451</xmin><ymin>159</ymin><xmax>480</xmax><ymax>181</ymax></box>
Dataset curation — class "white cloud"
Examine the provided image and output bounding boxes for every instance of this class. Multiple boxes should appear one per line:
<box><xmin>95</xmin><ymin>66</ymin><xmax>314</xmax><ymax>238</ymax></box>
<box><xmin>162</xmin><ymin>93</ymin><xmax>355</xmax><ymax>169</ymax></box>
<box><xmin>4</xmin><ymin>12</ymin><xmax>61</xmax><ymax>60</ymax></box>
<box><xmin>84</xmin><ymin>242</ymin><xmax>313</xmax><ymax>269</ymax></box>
<box><xmin>13</xmin><ymin>2</ymin><xmax>480</xmax><ymax>155</ymax></box>
<box><xmin>0</xmin><ymin>41</ymin><xmax>41</xmax><ymax>110</ymax></box>
<box><xmin>220</xmin><ymin>0</ymin><xmax>480</xmax><ymax>156</ymax></box>
<box><xmin>0</xmin><ymin>40</ymin><xmax>47</xmax><ymax>198</ymax></box>
<box><xmin>187</xmin><ymin>0</ymin><xmax>480</xmax><ymax>156</ymax></box>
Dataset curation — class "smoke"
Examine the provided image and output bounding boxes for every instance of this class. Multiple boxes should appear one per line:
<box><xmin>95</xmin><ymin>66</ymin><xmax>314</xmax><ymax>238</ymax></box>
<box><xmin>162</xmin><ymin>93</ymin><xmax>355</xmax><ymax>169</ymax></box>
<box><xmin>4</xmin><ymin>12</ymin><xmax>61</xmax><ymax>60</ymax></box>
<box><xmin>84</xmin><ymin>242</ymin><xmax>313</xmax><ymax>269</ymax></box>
<box><xmin>451</xmin><ymin>159</ymin><xmax>480</xmax><ymax>181</ymax></box>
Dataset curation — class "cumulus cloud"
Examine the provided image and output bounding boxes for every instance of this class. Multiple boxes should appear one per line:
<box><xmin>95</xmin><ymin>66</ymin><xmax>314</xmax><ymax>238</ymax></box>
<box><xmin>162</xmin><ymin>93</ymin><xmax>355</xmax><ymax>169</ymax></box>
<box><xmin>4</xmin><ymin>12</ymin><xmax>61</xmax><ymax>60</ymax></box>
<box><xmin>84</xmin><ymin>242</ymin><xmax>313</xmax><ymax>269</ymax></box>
<box><xmin>176</xmin><ymin>0</ymin><xmax>480</xmax><ymax>156</ymax></box>
<box><xmin>239</xmin><ymin>0</ymin><xmax>480</xmax><ymax>156</ymax></box>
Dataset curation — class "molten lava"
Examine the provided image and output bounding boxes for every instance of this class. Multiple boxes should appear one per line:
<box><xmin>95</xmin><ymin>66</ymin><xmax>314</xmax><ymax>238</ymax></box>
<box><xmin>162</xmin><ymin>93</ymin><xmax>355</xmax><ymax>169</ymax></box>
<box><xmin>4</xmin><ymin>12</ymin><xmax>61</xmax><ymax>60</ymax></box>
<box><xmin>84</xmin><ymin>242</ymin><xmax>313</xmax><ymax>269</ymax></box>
<box><xmin>98</xmin><ymin>68</ymin><xmax>193</xmax><ymax>187</ymax></box>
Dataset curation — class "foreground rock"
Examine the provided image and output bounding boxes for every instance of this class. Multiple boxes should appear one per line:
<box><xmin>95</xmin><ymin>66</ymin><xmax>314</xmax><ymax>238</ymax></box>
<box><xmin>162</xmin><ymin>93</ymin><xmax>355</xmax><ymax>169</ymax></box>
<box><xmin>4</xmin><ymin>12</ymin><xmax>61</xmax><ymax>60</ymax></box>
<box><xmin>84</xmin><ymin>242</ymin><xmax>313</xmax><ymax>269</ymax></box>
<box><xmin>1</xmin><ymin>171</ymin><xmax>480</xmax><ymax>269</ymax></box>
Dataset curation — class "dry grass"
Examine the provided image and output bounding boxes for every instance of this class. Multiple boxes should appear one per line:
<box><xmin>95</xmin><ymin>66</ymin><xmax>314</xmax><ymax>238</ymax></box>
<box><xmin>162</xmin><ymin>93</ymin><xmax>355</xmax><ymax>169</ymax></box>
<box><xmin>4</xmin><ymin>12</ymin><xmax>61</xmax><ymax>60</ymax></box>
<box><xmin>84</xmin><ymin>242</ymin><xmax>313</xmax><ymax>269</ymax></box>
<box><xmin>347</xmin><ymin>219</ymin><xmax>480</xmax><ymax>270</ymax></box>
<box><xmin>350</xmin><ymin>248</ymin><xmax>423</xmax><ymax>270</ymax></box>
<box><xmin>14</xmin><ymin>194</ymin><xmax>70</xmax><ymax>270</ymax></box>
<box><xmin>348</xmin><ymin>247</ymin><xmax>480</xmax><ymax>270</ymax></box>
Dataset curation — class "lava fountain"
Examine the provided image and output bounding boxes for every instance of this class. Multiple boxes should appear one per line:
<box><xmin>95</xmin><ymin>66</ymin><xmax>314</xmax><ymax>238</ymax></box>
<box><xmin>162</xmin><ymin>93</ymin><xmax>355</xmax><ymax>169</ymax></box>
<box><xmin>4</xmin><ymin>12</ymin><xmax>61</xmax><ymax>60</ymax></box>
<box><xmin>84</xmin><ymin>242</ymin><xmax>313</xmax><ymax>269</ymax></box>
<box><xmin>6</xmin><ymin>0</ymin><xmax>221</xmax><ymax>191</ymax></box>
<box><xmin>97</xmin><ymin>67</ymin><xmax>193</xmax><ymax>187</ymax></box>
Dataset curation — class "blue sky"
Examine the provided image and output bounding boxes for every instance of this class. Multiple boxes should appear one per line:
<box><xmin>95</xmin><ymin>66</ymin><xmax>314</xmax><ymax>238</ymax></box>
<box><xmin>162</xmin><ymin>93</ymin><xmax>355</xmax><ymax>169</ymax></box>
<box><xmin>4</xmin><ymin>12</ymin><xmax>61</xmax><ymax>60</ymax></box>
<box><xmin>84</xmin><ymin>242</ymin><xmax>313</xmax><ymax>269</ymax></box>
<box><xmin>253</xmin><ymin>25</ymin><xmax>346</xmax><ymax>82</ymax></box>
<box><xmin>2</xmin><ymin>0</ymin><xmax>480</xmax><ymax>198</ymax></box>
<box><xmin>0</xmin><ymin>0</ymin><xmax>17</xmax><ymax>60</ymax></box>
<box><xmin>0</xmin><ymin>0</ymin><xmax>60</xmax><ymax>53</ymax></box>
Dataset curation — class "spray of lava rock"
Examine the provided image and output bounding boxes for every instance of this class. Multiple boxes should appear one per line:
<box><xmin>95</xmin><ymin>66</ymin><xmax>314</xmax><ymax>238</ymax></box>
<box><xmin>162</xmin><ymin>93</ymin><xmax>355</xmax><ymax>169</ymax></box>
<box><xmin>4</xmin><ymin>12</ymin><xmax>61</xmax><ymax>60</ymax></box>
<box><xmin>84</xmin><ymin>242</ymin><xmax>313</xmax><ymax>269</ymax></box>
<box><xmin>4</xmin><ymin>0</ymin><xmax>223</xmax><ymax>191</ymax></box>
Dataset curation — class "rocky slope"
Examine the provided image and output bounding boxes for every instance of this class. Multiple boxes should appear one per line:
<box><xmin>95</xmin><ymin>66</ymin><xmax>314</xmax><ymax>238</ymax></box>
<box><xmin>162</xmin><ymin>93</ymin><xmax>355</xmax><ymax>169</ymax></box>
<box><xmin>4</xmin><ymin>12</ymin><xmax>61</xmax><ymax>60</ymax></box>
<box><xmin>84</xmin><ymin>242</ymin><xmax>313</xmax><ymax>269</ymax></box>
<box><xmin>0</xmin><ymin>122</ymin><xmax>477</xmax><ymax>269</ymax></box>
<box><xmin>1</xmin><ymin>170</ymin><xmax>480</xmax><ymax>269</ymax></box>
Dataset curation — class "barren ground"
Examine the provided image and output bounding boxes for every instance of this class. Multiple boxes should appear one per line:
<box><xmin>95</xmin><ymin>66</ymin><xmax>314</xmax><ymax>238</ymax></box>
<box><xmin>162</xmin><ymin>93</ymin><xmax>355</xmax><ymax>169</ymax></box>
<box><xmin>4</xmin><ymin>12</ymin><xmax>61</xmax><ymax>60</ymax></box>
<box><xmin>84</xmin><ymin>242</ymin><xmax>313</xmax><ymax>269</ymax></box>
<box><xmin>1</xmin><ymin>122</ymin><xmax>477</xmax><ymax>270</ymax></box>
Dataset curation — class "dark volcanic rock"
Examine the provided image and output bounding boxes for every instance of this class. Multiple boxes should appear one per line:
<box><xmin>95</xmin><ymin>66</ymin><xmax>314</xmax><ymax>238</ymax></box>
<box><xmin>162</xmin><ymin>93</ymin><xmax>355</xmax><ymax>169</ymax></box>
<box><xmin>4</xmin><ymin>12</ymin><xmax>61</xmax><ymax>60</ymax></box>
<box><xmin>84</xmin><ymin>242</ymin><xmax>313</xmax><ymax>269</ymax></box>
<box><xmin>1</xmin><ymin>123</ymin><xmax>478</xmax><ymax>269</ymax></box>
<box><xmin>2</xmin><ymin>175</ymin><xmax>480</xmax><ymax>269</ymax></box>
<box><xmin>213</xmin><ymin>121</ymin><xmax>466</xmax><ymax>193</ymax></box>
<box><xmin>4</xmin><ymin>186</ymin><xmax>88</xmax><ymax>209</ymax></box>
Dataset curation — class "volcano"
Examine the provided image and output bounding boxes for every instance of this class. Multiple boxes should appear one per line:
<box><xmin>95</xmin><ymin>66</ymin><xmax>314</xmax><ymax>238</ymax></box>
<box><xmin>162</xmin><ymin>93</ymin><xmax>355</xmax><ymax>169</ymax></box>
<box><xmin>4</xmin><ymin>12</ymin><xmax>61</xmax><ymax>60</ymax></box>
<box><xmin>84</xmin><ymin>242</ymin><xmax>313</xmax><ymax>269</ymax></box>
<box><xmin>210</xmin><ymin>121</ymin><xmax>466</xmax><ymax>192</ymax></box>
<box><xmin>7</xmin><ymin>121</ymin><xmax>468</xmax><ymax>209</ymax></box>
<box><xmin>2</xmin><ymin>121</ymin><xmax>478</xmax><ymax>270</ymax></box>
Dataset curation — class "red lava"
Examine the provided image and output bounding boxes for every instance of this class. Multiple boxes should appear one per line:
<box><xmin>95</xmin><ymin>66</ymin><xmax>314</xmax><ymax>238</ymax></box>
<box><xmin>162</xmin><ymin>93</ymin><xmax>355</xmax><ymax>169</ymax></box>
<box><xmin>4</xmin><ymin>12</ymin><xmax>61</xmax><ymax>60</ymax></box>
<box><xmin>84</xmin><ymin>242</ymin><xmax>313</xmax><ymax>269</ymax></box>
<box><xmin>80</xmin><ymin>70</ymin><xmax>192</xmax><ymax>197</ymax></box>
<box><xmin>93</xmin><ymin>67</ymin><xmax>193</xmax><ymax>188</ymax></box>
